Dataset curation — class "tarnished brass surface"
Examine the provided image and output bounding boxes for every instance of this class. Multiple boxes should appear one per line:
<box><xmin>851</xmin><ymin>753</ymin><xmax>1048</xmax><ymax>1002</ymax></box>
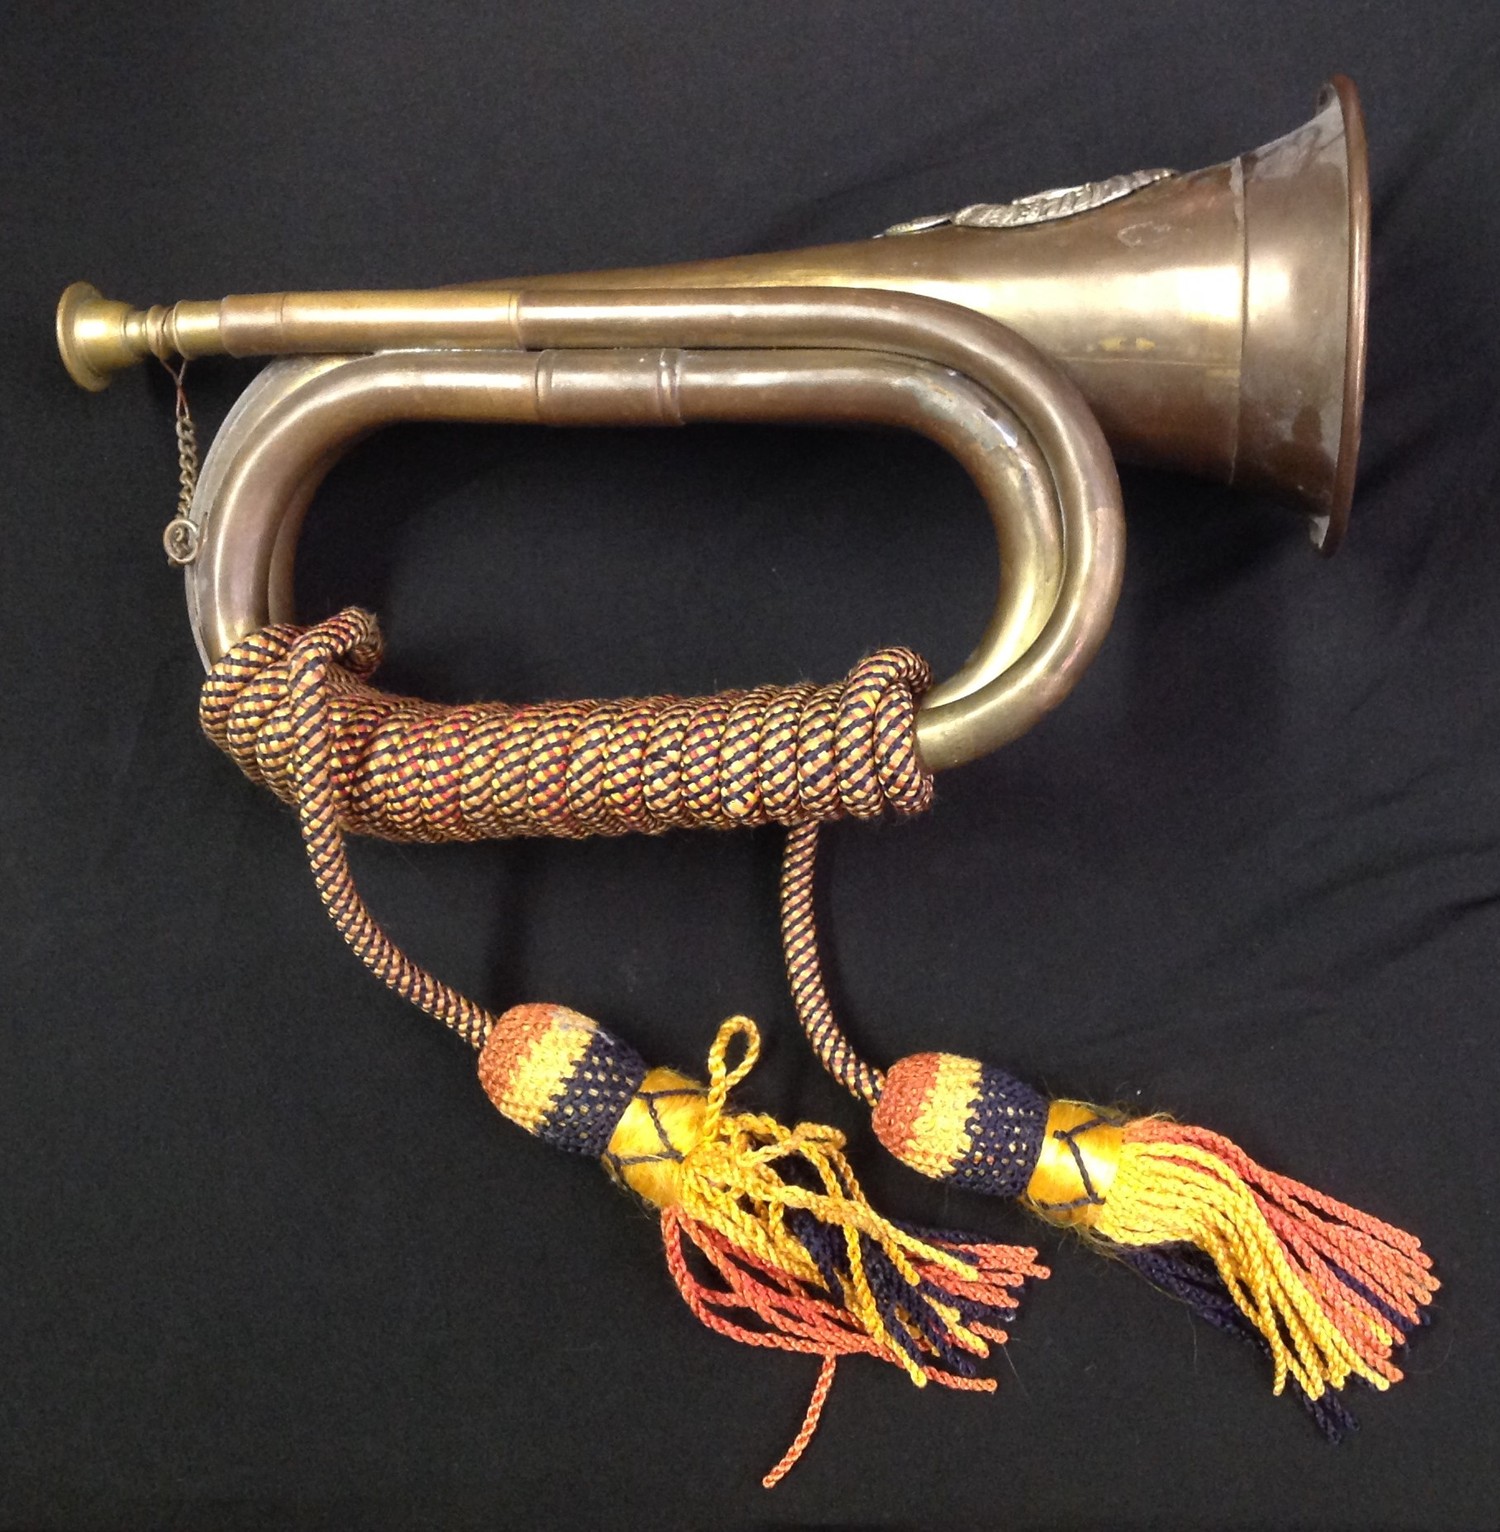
<box><xmin>179</xmin><ymin>304</ymin><xmax>1124</xmax><ymax>771</ymax></box>
<box><xmin>58</xmin><ymin>78</ymin><xmax>1368</xmax><ymax>547</ymax></box>
<box><xmin>57</xmin><ymin>78</ymin><xmax>1371</xmax><ymax>770</ymax></box>
<box><xmin>484</xmin><ymin>78</ymin><xmax>1367</xmax><ymax>549</ymax></box>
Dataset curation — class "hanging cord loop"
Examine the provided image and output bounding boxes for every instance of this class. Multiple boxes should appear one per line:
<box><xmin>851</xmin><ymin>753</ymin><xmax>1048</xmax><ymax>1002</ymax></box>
<box><xmin>199</xmin><ymin>604</ymin><xmax>1433</xmax><ymax>1441</ymax></box>
<box><xmin>200</xmin><ymin>607</ymin><xmax>937</xmax><ymax>1046</ymax></box>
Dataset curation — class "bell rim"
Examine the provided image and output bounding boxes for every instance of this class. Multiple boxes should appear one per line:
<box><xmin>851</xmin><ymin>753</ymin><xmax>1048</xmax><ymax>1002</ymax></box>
<box><xmin>1317</xmin><ymin>73</ymin><xmax>1370</xmax><ymax>555</ymax></box>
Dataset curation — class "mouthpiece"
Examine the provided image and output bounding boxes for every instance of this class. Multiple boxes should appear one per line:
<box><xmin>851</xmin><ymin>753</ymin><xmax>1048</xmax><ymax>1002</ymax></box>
<box><xmin>56</xmin><ymin>283</ymin><xmax>227</xmax><ymax>390</ymax></box>
<box><xmin>57</xmin><ymin>282</ymin><xmax>148</xmax><ymax>390</ymax></box>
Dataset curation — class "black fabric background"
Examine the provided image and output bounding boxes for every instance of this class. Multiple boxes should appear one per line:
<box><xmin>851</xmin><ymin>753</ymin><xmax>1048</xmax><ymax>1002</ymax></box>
<box><xmin>4</xmin><ymin>4</ymin><xmax>1498</xmax><ymax>1528</ymax></box>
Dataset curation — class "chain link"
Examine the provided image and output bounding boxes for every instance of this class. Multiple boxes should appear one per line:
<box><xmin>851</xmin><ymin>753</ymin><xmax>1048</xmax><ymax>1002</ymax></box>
<box><xmin>161</xmin><ymin>359</ymin><xmax>201</xmax><ymax>566</ymax></box>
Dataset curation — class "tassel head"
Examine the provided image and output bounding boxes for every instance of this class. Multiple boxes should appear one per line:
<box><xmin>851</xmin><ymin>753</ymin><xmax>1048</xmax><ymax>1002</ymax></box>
<box><xmin>871</xmin><ymin>1051</ymin><xmax>1048</xmax><ymax>1197</ymax></box>
<box><xmin>477</xmin><ymin>1002</ymin><xmax>648</xmax><ymax>1157</ymax></box>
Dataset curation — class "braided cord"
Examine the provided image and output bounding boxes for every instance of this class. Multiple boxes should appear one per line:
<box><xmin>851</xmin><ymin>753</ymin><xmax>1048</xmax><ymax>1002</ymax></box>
<box><xmin>201</xmin><ymin>608</ymin><xmax>934</xmax><ymax>1055</ymax></box>
<box><xmin>203</xmin><ymin>611</ymin><xmax>933</xmax><ymax>841</ymax></box>
<box><xmin>780</xmin><ymin>823</ymin><xmax>885</xmax><ymax>1105</ymax></box>
<box><xmin>285</xmin><ymin>609</ymin><xmax>499</xmax><ymax>1047</ymax></box>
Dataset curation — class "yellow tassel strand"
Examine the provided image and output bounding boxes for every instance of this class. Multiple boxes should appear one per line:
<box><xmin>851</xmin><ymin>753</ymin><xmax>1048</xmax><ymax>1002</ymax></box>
<box><xmin>1021</xmin><ymin>1102</ymin><xmax>1437</xmax><ymax>1407</ymax></box>
<box><xmin>614</xmin><ymin>1017</ymin><xmax>999</xmax><ymax>1385</ymax></box>
<box><xmin>1090</xmin><ymin>1135</ymin><xmax>1390</xmax><ymax>1399</ymax></box>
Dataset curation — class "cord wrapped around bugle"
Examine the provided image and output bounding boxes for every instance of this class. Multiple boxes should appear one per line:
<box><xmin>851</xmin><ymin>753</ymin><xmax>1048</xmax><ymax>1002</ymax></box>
<box><xmin>54</xmin><ymin>77</ymin><xmax>1419</xmax><ymax>1491</ymax></box>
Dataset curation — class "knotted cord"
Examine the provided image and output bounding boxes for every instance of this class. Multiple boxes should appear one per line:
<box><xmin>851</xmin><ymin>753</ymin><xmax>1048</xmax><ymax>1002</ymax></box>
<box><xmin>200</xmin><ymin>607</ymin><xmax>936</xmax><ymax>1053</ymax></box>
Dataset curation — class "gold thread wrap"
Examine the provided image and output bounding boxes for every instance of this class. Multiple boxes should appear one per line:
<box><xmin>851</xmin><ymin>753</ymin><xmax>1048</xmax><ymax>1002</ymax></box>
<box><xmin>1024</xmin><ymin>1100</ymin><xmax>1124</xmax><ymax>1228</ymax></box>
<box><xmin>605</xmin><ymin>1066</ymin><xmax>705</xmax><ymax>1208</ymax></box>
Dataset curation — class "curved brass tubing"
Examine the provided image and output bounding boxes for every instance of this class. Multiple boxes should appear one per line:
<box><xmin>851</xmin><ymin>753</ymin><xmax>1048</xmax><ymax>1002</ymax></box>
<box><xmin>183</xmin><ymin>333</ymin><xmax>1122</xmax><ymax>772</ymax></box>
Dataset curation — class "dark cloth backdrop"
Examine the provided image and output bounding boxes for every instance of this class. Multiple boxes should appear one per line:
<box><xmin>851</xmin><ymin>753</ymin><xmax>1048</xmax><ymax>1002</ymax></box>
<box><xmin>4</xmin><ymin>4</ymin><xmax>1498</xmax><ymax>1528</ymax></box>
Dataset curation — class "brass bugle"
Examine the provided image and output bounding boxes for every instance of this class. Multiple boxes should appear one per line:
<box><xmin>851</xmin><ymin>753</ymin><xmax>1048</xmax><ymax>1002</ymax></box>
<box><xmin>57</xmin><ymin>77</ymin><xmax>1368</xmax><ymax>550</ymax></box>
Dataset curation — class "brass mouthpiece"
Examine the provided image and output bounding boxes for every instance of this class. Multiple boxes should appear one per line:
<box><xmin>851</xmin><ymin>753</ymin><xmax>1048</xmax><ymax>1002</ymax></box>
<box><xmin>57</xmin><ymin>282</ymin><xmax>155</xmax><ymax>391</ymax></box>
<box><xmin>56</xmin><ymin>283</ymin><xmax>227</xmax><ymax>390</ymax></box>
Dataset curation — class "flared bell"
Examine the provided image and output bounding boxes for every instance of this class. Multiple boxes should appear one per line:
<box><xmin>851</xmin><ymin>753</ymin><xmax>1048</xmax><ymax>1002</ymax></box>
<box><xmin>492</xmin><ymin>78</ymin><xmax>1368</xmax><ymax>549</ymax></box>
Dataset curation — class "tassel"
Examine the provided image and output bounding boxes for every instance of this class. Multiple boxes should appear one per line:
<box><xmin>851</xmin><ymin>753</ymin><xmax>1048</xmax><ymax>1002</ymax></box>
<box><xmin>478</xmin><ymin>1006</ymin><xmax>1047</xmax><ymax>1486</ymax></box>
<box><xmin>872</xmin><ymin>1053</ymin><xmax>1437</xmax><ymax>1430</ymax></box>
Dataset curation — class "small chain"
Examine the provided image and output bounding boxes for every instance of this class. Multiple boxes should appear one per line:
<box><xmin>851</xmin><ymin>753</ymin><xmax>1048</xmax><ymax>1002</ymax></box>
<box><xmin>161</xmin><ymin>359</ymin><xmax>201</xmax><ymax>566</ymax></box>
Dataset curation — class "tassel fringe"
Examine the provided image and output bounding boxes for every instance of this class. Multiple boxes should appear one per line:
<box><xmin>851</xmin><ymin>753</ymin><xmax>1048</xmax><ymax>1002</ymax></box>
<box><xmin>634</xmin><ymin>1017</ymin><xmax>1048</xmax><ymax>1483</ymax></box>
<box><xmin>1094</xmin><ymin>1118</ymin><xmax>1436</xmax><ymax>1405</ymax></box>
